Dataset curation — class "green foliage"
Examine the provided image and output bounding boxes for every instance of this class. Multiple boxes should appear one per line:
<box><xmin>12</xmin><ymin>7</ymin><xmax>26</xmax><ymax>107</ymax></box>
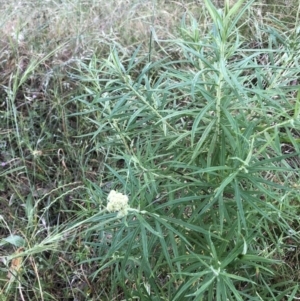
<box><xmin>1</xmin><ymin>0</ymin><xmax>300</xmax><ymax>300</ymax></box>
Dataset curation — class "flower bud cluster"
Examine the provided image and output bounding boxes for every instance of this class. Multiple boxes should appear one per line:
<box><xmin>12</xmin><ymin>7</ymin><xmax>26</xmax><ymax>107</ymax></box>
<box><xmin>106</xmin><ymin>190</ymin><xmax>129</xmax><ymax>217</ymax></box>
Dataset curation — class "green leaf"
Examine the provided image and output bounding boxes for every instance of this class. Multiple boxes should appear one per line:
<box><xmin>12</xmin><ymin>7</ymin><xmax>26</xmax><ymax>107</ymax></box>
<box><xmin>0</xmin><ymin>235</ymin><xmax>25</xmax><ymax>247</ymax></box>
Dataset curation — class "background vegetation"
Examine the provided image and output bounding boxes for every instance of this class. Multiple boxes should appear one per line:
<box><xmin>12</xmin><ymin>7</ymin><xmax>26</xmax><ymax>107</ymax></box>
<box><xmin>0</xmin><ymin>0</ymin><xmax>299</xmax><ymax>300</ymax></box>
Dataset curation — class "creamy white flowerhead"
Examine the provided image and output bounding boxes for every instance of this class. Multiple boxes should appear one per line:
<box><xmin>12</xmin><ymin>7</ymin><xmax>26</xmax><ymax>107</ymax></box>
<box><xmin>106</xmin><ymin>190</ymin><xmax>129</xmax><ymax>217</ymax></box>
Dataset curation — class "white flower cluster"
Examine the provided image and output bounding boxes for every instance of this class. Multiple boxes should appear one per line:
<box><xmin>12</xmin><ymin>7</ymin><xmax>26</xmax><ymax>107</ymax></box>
<box><xmin>106</xmin><ymin>190</ymin><xmax>129</xmax><ymax>218</ymax></box>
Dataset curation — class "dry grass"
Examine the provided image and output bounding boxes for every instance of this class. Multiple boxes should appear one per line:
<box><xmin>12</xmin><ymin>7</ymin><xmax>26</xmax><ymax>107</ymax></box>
<box><xmin>0</xmin><ymin>0</ymin><xmax>297</xmax><ymax>78</ymax></box>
